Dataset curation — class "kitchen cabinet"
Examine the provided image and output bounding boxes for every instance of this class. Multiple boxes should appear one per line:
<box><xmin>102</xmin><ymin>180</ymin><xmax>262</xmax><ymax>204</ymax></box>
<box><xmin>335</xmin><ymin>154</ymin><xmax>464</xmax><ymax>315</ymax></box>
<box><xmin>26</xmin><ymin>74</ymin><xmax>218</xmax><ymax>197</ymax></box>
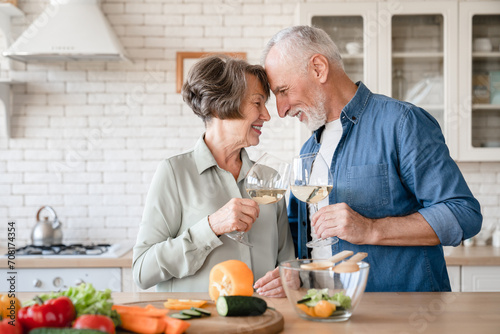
<box><xmin>122</xmin><ymin>267</ymin><xmax>154</xmax><ymax>292</ymax></box>
<box><xmin>447</xmin><ymin>265</ymin><xmax>461</xmax><ymax>291</ymax></box>
<box><xmin>458</xmin><ymin>2</ymin><xmax>500</xmax><ymax>160</ymax></box>
<box><xmin>296</xmin><ymin>2</ymin><xmax>378</xmax><ymax>146</ymax></box>
<box><xmin>0</xmin><ymin>248</ymin><xmax>134</xmax><ymax>292</ymax></box>
<box><xmin>1</xmin><ymin>267</ymin><xmax>153</xmax><ymax>293</ymax></box>
<box><xmin>2</xmin><ymin>268</ymin><xmax>122</xmax><ymax>292</ymax></box>
<box><xmin>297</xmin><ymin>1</ymin><xmax>500</xmax><ymax>161</ymax></box>
<box><xmin>462</xmin><ymin>266</ymin><xmax>500</xmax><ymax>292</ymax></box>
<box><xmin>445</xmin><ymin>245</ymin><xmax>500</xmax><ymax>291</ymax></box>
<box><xmin>0</xmin><ymin>3</ymin><xmax>23</xmax><ymax>138</ymax></box>
<box><xmin>378</xmin><ymin>2</ymin><xmax>459</xmax><ymax>158</ymax></box>
<box><xmin>444</xmin><ymin>265</ymin><xmax>500</xmax><ymax>292</ymax></box>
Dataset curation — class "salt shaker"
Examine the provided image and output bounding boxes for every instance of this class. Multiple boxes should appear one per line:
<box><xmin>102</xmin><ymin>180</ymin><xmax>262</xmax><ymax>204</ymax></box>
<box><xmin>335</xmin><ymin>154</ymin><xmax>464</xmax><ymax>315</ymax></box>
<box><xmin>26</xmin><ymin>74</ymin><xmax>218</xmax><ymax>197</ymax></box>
<box><xmin>492</xmin><ymin>227</ymin><xmax>500</xmax><ymax>248</ymax></box>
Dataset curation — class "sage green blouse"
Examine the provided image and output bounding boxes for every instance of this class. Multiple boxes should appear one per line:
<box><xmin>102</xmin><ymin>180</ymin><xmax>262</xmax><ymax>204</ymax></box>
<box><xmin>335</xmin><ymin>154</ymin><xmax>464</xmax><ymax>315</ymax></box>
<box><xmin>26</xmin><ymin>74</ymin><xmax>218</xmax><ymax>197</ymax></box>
<box><xmin>132</xmin><ymin>136</ymin><xmax>295</xmax><ymax>292</ymax></box>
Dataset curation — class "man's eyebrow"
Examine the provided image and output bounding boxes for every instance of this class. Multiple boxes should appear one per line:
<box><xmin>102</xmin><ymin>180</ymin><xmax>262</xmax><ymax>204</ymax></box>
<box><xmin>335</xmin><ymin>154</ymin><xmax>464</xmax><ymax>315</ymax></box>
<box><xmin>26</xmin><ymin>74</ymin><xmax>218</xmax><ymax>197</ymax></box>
<box><xmin>272</xmin><ymin>85</ymin><xmax>285</xmax><ymax>95</ymax></box>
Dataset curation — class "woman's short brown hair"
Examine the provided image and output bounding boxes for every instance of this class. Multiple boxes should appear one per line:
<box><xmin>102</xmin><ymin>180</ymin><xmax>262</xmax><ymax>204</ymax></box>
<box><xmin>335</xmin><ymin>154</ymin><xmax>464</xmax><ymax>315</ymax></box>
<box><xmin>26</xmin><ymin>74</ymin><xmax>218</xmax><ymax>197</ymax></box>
<box><xmin>182</xmin><ymin>54</ymin><xmax>270</xmax><ymax>123</ymax></box>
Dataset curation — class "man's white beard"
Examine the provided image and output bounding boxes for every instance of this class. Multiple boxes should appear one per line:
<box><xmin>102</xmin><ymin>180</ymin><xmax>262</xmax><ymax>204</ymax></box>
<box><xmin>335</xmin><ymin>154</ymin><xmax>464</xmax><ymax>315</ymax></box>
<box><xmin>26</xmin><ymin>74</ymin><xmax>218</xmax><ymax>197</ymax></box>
<box><xmin>303</xmin><ymin>90</ymin><xmax>327</xmax><ymax>131</ymax></box>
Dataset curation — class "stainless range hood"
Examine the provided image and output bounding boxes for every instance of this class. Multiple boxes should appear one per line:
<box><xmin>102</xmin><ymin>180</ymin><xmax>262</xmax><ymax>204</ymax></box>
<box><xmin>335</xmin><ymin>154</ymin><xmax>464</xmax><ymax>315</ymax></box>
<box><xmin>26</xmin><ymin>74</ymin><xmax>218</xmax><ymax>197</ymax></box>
<box><xmin>3</xmin><ymin>0</ymin><xmax>128</xmax><ymax>62</ymax></box>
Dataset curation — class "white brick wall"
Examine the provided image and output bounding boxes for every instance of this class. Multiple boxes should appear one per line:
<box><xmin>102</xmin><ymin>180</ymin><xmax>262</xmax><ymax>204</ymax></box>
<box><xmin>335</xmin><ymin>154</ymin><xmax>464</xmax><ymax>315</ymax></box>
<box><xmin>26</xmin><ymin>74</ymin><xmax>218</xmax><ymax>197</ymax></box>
<box><xmin>0</xmin><ymin>0</ymin><xmax>498</xmax><ymax>248</ymax></box>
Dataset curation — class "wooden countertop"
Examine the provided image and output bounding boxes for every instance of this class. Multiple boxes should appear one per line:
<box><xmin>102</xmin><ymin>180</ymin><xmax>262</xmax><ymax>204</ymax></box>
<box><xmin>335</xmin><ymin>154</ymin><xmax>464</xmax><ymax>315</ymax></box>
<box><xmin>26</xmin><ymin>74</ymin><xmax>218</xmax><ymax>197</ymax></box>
<box><xmin>2</xmin><ymin>245</ymin><xmax>500</xmax><ymax>269</ymax></box>
<box><xmin>443</xmin><ymin>245</ymin><xmax>500</xmax><ymax>266</ymax></box>
<box><xmin>16</xmin><ymin>292</ymin><xmax>500</xmax><ymax>334</ymax></box>
<box><xmin>0</xmin><ymin>249</ymin><xmax>134</xmax><ymax>269</ymax></box>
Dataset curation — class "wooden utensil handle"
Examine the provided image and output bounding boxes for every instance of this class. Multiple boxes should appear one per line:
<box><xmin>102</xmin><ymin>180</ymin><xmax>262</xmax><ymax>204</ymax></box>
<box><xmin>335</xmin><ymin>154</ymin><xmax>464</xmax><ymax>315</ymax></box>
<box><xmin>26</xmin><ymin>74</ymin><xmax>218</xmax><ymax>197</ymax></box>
<box><xmin>328</xmin><ymin>250</ymin><xmax>354</xmax><ymax>263</ymax></box>
<box><xmin>347</xmin><ymin>252</ymin><xmax>368</xmax><ymax>263</ymax></box>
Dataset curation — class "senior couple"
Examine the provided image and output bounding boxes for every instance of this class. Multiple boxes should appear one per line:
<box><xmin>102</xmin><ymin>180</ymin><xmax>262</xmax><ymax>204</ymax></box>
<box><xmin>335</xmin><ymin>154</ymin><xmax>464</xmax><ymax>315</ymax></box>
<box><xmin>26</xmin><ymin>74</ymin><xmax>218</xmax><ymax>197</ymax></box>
<box><xmin>132</xmin><ymin>26</ymin><xmax>482</xmax><ymax>295</ymax></box>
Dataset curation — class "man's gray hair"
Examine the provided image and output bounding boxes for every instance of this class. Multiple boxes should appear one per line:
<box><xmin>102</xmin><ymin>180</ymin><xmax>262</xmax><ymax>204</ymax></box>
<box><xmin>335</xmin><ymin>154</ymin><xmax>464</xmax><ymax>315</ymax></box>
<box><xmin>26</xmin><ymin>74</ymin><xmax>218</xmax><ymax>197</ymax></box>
<box><xmin>261</xmin><ymin>25</ymin><xmax>344</xmax><ymax>72</ymax></box>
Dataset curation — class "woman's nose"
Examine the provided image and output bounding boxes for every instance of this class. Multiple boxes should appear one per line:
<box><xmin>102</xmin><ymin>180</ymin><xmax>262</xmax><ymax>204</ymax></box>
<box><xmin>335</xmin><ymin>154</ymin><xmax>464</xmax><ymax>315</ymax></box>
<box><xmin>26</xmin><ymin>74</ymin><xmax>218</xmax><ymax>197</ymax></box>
<box><xmin>261</xmin><ymin>105</ymin><xmax>271</xmax><ymax>121</ymax></box>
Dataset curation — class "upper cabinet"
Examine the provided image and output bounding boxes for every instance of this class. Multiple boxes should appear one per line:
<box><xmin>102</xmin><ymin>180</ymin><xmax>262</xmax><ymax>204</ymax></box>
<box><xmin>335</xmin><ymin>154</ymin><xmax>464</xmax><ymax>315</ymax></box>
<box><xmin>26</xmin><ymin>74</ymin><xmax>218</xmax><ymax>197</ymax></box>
<box><xmin>296</xmin><ymin>2</ymin><xmax>378</xmax><ymax>146</ymax></box>
<box><xmin>297</xmin><ymin>1</ymin><xmax>500</xmax><ymax>161</ymax></box>
<box><xmin>296</xmin><ymin>2</ymin><xmax>378</xmax><ymax>91</ymax></box>
<box><xmin>378</xmin><ymin>2</ymin><xmax>458</xmax><ymax>159</ymax></box>
<box><xmin>458</xmin><ymin>2</ymin><xmax>500</xmax><ymax>161</ymax></box>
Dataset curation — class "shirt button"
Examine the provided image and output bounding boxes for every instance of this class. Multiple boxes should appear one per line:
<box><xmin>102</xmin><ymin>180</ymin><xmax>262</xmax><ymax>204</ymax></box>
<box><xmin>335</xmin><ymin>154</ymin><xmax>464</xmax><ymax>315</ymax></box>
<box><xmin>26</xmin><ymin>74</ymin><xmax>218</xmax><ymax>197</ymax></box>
<box><xmin>352</xmin><ymin>116</ymin><xmax>357</xmax><ymax>120</ymax></box>
<box><xmin>302</xmin><ymin>221</ymin><xmax>306</xmax><ymax>226</ymax></box>
<box><xmin>205</xmin><ymin>246</ymin><xmax>210</xmax><ymax>251</ymax></box>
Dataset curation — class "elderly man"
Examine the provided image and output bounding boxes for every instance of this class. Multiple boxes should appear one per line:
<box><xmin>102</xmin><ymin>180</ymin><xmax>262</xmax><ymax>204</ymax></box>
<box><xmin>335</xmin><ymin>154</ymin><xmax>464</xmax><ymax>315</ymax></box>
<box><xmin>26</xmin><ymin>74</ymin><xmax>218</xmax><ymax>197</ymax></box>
<box><xmin>255</xmin><ymin>25</ymin><xmax>482</xmax><ymax>292</ymax></box>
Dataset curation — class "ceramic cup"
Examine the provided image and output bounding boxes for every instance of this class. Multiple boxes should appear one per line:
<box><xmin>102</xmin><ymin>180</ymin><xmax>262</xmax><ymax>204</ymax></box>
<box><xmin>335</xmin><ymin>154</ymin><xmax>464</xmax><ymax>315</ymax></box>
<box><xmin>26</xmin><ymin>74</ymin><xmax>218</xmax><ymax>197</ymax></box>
<box><xmin>473</xmin><ymin>38</ymin><xmax>492</xmax><ymax>52</ymax></box>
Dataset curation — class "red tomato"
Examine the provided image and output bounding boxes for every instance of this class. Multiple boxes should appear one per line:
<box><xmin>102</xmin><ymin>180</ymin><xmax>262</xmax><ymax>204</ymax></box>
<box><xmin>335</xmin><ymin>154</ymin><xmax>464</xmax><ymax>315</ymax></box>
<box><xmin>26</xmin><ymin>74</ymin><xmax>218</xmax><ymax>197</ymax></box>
<box><xmin>73</xmin><ymin>314</ymin><xmax>116</xmax><ymax>334</ymax></box>
<box><xmin>0</xmin><ymin>318</ymin><xmax>23</xmax><ymax>334</ymax></box>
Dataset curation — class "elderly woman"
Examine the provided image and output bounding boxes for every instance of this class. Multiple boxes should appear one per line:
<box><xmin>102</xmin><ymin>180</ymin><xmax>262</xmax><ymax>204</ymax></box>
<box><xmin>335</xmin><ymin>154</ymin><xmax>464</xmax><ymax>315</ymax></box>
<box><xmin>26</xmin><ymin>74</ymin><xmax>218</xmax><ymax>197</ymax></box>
<box><xmin>133</xmin><ymin>55</ymin><xmax>295</xmax><ymax>296</ymax></box>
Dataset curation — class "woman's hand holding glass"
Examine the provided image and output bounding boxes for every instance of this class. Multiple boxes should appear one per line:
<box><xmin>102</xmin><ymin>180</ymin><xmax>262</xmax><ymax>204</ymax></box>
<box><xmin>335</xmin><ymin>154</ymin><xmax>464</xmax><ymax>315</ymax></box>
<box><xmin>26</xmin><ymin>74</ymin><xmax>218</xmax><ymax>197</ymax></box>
<box><xmin>208</xmin><ymin>198</ymin><xmax>260</xmax><ymax>237</ymax></box>
<box><xmin>228</xmin><ymin>153</ymin><xmax>291</xmax><ymax>247</ymax></box>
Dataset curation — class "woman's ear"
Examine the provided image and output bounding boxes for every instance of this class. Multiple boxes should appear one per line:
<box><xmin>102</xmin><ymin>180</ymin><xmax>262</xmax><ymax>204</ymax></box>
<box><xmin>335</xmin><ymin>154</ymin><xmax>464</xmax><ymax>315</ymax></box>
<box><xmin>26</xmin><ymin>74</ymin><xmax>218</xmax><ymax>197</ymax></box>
<box><xmin>309</xmin><ymin>54</ymin><xmax>329</xmax><ymax>84</ymax></box>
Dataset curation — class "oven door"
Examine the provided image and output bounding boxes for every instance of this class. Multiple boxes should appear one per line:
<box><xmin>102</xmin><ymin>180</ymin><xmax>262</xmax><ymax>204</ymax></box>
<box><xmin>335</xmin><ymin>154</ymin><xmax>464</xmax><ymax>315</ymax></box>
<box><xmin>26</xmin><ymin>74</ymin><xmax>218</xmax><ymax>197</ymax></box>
<box><xmin>1</xmin><ymin>268</ymin><xmax>122</xmax><ymax>292</ymax></box>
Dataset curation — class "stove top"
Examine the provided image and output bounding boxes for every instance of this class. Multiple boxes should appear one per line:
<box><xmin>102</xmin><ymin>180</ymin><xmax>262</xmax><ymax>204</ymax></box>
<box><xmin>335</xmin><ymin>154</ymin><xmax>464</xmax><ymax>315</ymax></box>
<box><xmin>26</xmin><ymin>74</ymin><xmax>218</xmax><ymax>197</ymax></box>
<box><xmin>15</xmin><ymin>244</ymin><xmax>112</xmax><ymax>256</ymax></box>
<box><xmin>9</xmin><ymin>242</ymin><xmax>134</xmax><ymax>258</ymax></box>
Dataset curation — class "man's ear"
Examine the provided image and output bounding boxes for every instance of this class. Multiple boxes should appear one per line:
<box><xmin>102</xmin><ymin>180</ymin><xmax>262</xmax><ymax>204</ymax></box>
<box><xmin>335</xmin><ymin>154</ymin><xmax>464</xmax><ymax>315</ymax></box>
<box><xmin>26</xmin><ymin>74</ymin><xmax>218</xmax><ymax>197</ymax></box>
<box><xmin>310</xmin><ymin>54</ymin><xmax>329</xmax><ymax>84</ymax></box>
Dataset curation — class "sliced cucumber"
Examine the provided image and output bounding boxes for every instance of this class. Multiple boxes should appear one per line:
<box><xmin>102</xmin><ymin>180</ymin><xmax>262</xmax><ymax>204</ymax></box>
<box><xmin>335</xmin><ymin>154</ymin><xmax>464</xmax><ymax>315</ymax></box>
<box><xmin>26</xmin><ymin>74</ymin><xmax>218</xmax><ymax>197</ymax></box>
<box><xmin>181</xmin><ymin>309</ymin><xmax>202</xmax><ymax>317</ymax></box>
<box><xmin>170</xmin><ymin>313</ymin><xmax>192</xmax><ymax>320</ymax></box>
<box><xmin>216</xmin><ymin>296</ymin><xmax>267</xmax><ymax>317</ymax></box>
<box><xmin>191</xmin><ymin>306</ymin><xmax>211</xmax><ymax>316</ymax></box>
<box><xmin>297</xmin><ymin>297</ymin><xmax>311</xmax><ymax>304</ymax></box>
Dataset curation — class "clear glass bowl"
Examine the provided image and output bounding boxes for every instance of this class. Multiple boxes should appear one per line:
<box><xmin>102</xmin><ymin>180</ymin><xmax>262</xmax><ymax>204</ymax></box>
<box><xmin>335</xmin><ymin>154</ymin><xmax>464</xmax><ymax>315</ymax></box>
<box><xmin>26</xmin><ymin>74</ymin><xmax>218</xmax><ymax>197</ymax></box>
<box><xmin>279</xmin><ymin>258</ymin><xmax>369</xmax><ymax>322</ymax></box>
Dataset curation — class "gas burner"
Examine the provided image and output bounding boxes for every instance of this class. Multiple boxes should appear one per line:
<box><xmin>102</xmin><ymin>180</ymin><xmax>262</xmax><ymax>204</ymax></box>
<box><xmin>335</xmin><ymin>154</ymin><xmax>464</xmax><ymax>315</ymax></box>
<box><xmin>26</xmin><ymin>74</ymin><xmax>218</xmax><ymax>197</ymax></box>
<box><xmin>13</xmin><ymin>243</ymin><xmax>112</xmax><ymax>256</ymax></box>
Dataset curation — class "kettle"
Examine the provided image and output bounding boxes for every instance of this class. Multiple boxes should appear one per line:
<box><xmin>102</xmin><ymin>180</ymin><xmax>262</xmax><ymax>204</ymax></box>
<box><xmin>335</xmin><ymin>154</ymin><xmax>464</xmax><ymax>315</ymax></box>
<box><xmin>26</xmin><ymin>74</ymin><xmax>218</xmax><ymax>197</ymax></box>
<box><xmin>31</xmin><ymin>206</ymin><xmax>63</xmax><ymax>246</ymax></box>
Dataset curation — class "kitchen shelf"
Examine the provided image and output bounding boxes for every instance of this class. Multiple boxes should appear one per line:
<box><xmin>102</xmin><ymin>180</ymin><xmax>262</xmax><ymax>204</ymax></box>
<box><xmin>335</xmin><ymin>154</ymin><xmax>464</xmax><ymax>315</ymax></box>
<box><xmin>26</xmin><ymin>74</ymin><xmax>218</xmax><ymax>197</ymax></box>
<box><xmin>392</xmin><ymin>51</ymin><xmax>444</xmax><ymax>59</ymax></box>
<box><xmin>472</xmin><ymin>104</ymin><xmax>500</xmax><ymax>110</ymax></box>
<box><xmin>341</xmin><ymin>53</ymin><xmax>364</xmax><ymax>60</ymax></box>
<box><xmin>472</xmin><ymin>51</ymin><xmax>500</xmax><ymax>59</ymax></box>
<box><xmin>419</xmin><ymin>104</ymin><xmax>444</xmax><ymax>111</ymax></box>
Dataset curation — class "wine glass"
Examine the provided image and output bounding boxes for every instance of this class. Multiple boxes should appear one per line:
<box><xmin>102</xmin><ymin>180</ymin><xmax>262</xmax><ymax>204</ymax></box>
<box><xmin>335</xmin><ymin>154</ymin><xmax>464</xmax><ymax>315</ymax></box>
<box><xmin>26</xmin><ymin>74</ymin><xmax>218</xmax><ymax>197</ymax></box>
<box><xmin>226</xmin><ymin>153</ymin><xmax>291</xmax><ymax>247</ymax></box>
<box><xmin>290</xmin><ymin>152</ymin><xmax>338</xmax><ymax>248</ymax></box>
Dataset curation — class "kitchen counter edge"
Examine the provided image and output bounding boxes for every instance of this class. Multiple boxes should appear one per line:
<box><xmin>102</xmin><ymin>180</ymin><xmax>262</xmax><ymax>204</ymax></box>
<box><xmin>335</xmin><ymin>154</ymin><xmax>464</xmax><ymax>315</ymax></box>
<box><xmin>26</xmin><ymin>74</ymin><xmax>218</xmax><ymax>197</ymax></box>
<box><xmin>2</xmin><ymin>246</ymin><xmax>500</xmax><ymax>268</ymax></box>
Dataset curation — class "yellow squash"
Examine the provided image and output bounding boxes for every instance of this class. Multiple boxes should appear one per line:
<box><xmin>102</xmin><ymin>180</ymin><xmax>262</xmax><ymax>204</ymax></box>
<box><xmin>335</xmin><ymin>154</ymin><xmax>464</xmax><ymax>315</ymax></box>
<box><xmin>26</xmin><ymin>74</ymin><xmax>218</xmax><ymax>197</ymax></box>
<box><xmin>208</xmin><ymin>260</ymin><xmax>254</xmax><ymax>301</ymax></box>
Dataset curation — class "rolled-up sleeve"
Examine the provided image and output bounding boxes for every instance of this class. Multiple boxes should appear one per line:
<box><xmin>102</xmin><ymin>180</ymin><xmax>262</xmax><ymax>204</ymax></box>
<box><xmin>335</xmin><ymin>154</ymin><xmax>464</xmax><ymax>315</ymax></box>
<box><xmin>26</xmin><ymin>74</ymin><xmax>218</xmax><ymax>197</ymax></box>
<box><xmin>399</xmin><ymin>107</ymin><xmax>482</xmax><ymax>246</ymax></box>
<box><xmin>132</xmin><ymin>160</ymin><xmax>222</xmax><ymax>290</ymax></box>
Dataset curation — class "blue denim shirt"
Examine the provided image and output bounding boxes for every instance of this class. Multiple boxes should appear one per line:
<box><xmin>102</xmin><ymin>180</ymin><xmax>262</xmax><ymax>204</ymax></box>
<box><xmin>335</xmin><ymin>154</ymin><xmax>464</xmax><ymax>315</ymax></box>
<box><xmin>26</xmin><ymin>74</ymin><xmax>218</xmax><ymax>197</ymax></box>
<box><xmin>288</xmin><ymin>82</ymin><xmax>482</xmax><ymax>292</ymax></box>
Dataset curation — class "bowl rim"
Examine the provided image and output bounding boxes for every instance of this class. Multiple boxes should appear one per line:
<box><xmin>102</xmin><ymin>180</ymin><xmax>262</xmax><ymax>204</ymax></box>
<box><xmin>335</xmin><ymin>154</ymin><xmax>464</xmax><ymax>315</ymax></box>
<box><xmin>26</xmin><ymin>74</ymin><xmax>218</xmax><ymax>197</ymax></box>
<box><xmin>279</xmin><ymin>259</ymin><xmax>370</xmax><ymax>272</ymax></box>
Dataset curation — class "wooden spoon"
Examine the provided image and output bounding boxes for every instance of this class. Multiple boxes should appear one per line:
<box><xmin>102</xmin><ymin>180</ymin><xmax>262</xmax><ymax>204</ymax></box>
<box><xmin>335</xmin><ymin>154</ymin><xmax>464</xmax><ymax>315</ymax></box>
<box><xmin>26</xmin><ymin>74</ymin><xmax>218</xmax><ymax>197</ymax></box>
<box><xmin>332</xmin><ymin>252</ymin><xmax>368</xmax><ymax>273</ymax></box>
<box><xmin>300</xmin><ymin>250</ymin><xmax>354</xmax><ymax>270</ymax></box>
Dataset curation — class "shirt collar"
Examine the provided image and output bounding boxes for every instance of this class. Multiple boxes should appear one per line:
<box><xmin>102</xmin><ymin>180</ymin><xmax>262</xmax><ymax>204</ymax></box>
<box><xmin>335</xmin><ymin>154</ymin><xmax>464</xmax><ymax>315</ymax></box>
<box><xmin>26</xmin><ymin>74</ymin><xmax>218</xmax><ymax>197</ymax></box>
<box><xmin>193</xmin><ymin>135</ymin><xmax>253</xmax><ymax>181</ymax></box>
<box><xmin>313</xmin><ymin>81</ymin><xmax>371</xmax><ymax>142</ymax></box>
<box><xmin>342</xmin><ymin>81</ymin><xmax>371</xmax><ymax>124</ymax></box>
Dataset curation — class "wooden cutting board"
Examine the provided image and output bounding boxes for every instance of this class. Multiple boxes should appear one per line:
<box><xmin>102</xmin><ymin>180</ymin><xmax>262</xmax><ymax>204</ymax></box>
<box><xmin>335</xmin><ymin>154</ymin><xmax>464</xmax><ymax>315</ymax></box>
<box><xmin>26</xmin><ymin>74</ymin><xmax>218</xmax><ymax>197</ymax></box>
<box><xmin>117</xmin><ymin>300</ymin><xmax>284</xmax><ymax>334</ymax></box>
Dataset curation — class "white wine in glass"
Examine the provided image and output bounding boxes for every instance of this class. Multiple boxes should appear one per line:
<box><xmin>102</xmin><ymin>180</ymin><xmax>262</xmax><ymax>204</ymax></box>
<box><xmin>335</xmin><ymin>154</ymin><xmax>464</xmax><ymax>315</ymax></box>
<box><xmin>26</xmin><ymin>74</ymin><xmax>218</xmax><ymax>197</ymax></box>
<box><xmin>226</xmin><ymin>153</ymin><xmax>290</xmax><ymax>247</ymax></box>
<box><xmin>246</xmin><ymin>188</ymin><xmax>287</xmax><ymax>205</ymax></box>
<box><xmin>290</xmin><ymin>152</ymin><xmax>338</xmax><ymax>248</ymax></box>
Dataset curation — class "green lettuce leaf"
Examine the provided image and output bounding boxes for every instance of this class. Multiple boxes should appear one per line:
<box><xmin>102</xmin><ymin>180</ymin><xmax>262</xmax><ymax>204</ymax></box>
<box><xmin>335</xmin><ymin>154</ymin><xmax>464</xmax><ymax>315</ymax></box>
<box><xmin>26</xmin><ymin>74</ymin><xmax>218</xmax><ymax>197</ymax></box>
<box><xmin>23</xmin><ymin>283</ymin><xmax>121</xmax><ymax>327</ymax></box>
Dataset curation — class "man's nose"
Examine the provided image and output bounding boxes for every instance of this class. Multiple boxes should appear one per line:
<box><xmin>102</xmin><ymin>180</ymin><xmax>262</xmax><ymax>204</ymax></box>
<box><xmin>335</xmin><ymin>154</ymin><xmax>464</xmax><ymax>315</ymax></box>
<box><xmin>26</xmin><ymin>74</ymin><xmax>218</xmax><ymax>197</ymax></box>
<box><xmin>276</xmin><ymin>97</ymin><xmax>288</xmax><ymax>118</ymax></box>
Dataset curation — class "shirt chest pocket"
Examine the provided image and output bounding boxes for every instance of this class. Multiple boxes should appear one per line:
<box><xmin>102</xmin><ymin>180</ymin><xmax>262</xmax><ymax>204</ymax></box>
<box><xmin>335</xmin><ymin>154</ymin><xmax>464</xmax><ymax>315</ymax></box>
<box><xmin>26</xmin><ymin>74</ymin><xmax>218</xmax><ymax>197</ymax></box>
<box><xmin>346</xmin><ymin>164</ymin><xmax>389</xmax><ymax>210</ymax></box>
